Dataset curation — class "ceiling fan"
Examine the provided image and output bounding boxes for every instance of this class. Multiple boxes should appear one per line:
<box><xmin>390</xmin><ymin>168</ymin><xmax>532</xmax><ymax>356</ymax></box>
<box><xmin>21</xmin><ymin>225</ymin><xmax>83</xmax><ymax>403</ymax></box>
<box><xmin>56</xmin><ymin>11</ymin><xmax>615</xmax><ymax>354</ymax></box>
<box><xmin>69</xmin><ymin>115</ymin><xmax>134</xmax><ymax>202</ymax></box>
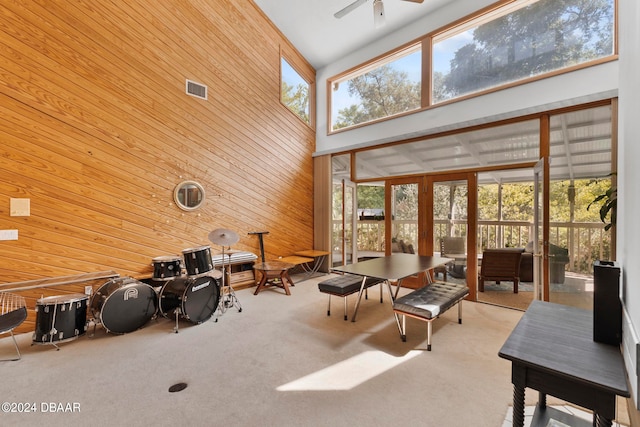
<box><xmin>334</xmin><ymin>0</ymin><xmax>424</xmax><ymax>28</ymax></box>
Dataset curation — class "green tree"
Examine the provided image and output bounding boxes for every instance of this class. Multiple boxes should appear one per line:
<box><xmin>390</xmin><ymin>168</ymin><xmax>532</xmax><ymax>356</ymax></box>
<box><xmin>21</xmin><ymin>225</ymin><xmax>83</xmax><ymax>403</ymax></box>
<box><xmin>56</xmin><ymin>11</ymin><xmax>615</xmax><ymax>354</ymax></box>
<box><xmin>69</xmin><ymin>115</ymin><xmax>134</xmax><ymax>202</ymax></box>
<box><xmin>357</xmin><ymin>184</ymin><xmax>384</xmax><ymax>209</ymax></box>
<box><xmin>443</xmin><ymin>0</ymin><xmax>613</xmax><ymax>98</ymax></box>
<box><xmin>281</xmin><ymin>81</ymin><xmax>309</xmax><ymax>123</ymax></box>
<box><xmin>335</xmin><ymin>65</ymin><xmax>420</xmax><ymax>129</ymax></box>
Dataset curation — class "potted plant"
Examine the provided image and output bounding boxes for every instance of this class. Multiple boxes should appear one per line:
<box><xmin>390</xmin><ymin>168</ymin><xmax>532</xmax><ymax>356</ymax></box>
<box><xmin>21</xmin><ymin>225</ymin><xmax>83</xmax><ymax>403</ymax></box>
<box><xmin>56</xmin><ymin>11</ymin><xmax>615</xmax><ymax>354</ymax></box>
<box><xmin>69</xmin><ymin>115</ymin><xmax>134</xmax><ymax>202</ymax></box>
<box><xmin>587</xmin><ymin>173</ymin><xmax>617</xmax><ymax>231</ymax></box>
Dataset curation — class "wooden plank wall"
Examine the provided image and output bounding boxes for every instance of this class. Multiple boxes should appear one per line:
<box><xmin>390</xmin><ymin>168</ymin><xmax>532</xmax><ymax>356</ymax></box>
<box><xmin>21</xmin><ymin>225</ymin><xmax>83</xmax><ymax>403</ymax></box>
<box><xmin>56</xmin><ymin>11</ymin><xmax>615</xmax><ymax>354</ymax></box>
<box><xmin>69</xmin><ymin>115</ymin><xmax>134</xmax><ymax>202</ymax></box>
<box><xmin>0</xmin><ymin>0</ymin><xmax>316</xmax><ymax>333</ymax></box>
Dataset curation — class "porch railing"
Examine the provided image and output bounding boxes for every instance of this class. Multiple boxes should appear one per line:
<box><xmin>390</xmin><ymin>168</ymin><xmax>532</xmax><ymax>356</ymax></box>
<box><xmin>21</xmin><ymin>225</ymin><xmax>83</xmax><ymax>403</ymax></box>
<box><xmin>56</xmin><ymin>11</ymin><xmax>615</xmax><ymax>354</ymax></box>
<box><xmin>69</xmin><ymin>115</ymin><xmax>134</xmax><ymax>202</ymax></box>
<box><xmin>335</xmin><ymin>219</ymin><xmax>611</xmax><ymax>275</ymax></box>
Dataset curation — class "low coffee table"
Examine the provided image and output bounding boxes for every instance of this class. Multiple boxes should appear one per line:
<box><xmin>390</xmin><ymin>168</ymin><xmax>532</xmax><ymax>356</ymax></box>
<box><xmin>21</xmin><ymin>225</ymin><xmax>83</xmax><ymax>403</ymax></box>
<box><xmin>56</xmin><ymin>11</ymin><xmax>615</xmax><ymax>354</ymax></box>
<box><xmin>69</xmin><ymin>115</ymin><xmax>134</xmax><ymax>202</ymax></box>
<box><xmin>253</xmin><ymin>261</ymin><xmax>296</xmax><ymax>295</ymax></box>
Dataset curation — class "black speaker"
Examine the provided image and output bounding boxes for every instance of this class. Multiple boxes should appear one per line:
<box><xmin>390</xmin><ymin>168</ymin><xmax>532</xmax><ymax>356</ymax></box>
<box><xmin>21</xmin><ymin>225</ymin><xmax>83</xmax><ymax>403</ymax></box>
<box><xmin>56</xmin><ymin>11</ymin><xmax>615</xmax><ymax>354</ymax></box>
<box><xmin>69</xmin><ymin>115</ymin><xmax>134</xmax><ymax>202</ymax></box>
<box><xmin>593</xmin><ymin>260</ymin><xmax>622</xmax><ymax>345</ymax></box>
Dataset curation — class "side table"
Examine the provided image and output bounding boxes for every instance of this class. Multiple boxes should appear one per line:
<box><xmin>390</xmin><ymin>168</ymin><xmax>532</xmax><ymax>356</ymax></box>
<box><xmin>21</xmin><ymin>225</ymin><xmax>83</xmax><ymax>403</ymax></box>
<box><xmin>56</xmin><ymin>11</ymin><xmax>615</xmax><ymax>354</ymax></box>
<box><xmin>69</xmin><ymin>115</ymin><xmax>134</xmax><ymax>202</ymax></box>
<box><xmin>499</xmin><ymin>300</ymin><xmax>629</xmax><ymax>427</ymax></box>
<box><xmin>253</xmin><ymin>261</ymin><xmax>296</xmax><ymax>295</ymax></box>
<box><xmin>294</xmin><ymin>250</ymin><xmax>330</xmax><ymax>278</ymax></box>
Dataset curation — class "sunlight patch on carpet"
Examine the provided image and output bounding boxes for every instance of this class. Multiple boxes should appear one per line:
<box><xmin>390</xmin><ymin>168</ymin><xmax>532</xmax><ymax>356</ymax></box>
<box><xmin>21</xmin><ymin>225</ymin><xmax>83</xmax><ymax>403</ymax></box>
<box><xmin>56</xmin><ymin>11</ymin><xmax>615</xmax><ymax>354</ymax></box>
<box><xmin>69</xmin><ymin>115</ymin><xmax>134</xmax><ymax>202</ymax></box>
<box><xmin>276</xmin><ymin>350</ymin><xmax>421</xmax><ymax>391</ymax></box>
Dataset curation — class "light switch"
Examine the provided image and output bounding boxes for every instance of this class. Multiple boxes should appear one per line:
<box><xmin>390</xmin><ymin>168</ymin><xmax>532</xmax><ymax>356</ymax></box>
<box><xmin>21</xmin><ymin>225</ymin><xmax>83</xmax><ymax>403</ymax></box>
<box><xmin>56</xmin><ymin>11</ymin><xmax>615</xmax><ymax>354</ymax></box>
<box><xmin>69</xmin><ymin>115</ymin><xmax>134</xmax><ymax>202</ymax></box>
<box><xmin>0</xmin><ymin>229</ymin><xmax>18</xmax><ymax>240</ymax></box>
<box><xmin>10</xmin><ymin>198</ymin><xmax>30</xmax><ymax>216</ymax></box>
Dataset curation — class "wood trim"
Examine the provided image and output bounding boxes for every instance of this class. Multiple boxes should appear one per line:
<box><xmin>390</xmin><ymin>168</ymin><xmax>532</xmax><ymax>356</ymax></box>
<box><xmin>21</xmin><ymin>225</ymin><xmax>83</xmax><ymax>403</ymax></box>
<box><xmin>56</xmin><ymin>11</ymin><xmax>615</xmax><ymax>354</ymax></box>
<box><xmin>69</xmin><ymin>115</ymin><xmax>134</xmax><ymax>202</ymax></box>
<box><xmin>610</xmin><ymin>97</ymin><xmax>618</xmax><ymax>260</ymax></box>
<box><xmin>313</xmin><ymin>155</ymin><xmax>332</xmax><ymax>270</ymax></box>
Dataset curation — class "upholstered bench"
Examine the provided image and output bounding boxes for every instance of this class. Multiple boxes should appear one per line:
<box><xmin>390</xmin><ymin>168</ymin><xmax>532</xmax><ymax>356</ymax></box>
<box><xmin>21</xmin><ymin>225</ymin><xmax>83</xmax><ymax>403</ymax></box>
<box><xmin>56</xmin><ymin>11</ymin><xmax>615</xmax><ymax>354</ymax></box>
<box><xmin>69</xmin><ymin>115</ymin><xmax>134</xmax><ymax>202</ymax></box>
<box><xmin>392</xmin><ymin>281</ymin><xmax>469</xmax><ymax>350</ymax></box>
<box><xmin>318</xmin><ymin>274</ymin><xmax>384</xmax><ymax>321</ymax></box>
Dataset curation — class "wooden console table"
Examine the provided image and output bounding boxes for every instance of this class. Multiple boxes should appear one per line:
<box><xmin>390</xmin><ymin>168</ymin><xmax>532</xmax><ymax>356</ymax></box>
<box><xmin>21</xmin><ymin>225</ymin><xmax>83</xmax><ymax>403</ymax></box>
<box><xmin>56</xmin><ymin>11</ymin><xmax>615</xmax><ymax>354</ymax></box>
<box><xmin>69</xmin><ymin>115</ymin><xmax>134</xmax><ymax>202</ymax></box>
<box><xmin>499</xmin><ymin>300</ymin><xmax>629</xmax><ymax>427</ymax></box>
<box><xmin>211</xmin><ymin>251</ymin><xmax>257</xmax><ymax>289</ymax></box>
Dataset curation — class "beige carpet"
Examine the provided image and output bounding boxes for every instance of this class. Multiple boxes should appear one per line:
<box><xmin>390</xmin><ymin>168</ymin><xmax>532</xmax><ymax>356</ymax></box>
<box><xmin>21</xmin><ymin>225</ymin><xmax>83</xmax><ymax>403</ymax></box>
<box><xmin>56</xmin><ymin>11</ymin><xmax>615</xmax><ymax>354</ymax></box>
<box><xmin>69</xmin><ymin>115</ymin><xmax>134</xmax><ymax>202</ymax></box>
<box><xmin>2</xmin><ymin>275</ymin><xmax>531</xmax><ymax>426</ymax></box>
<box><xmin>477</xmin><ymin>290</ymin><xmax>533</xmax><ymax>311</ymax></box>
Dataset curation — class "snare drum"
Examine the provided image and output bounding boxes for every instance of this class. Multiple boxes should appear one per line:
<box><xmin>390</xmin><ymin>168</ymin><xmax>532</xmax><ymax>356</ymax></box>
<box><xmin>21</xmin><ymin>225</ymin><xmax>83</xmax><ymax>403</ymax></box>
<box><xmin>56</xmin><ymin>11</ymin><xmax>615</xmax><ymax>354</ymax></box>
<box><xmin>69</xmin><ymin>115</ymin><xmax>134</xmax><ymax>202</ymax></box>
<box><xmin>159</xmin><ymin>274</ymin><xmax>221</xmax><ymax>324</ymax></box>
<box><xmin>182</xmin><ymin>245</ymin><xmax>213</xmax><ymax>276</ymax></box>
<box><xmin>90</xmin><ymin>277</ymin><xmax>157</xmax><ymax>334</ymax></box>
<box><xmin>33</xmin><ymin>293</ymin><xmax>88</xmax><ymax>345</ymax></box>
<box><xmin>152</xmin><ymin>255</ymin><xmax>182</xmax><ymax>280</ymax></box>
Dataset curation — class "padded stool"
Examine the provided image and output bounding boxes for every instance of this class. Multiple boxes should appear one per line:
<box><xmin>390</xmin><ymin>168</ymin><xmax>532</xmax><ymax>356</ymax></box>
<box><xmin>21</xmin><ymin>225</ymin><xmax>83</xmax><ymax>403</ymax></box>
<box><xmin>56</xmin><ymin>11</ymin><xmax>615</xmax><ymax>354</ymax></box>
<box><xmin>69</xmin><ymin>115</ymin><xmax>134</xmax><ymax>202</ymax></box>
<box><xmin>318</xmin><ymin>274</ymin><xmax>384</xmax><ymax>321</ymax></box>
<box><xmin>393</xmin><ymin>281</ymin><xmax>469</xmax><ymax>350</ymax></box>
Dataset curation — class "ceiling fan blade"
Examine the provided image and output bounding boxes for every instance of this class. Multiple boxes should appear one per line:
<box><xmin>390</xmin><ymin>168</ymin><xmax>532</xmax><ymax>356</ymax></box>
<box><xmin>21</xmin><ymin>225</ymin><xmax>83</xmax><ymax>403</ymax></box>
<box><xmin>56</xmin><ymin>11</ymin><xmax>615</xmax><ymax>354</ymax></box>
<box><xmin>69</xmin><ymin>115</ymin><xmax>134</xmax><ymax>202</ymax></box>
<box><xmin>334</xmin><ymin>0</ymin><xmax>369</xmax><ymax>19</ymax></box>
<box><xmin>402</xmin><ymin>0</ymin><xmax>424</xmax><ymax>3</ymax></box>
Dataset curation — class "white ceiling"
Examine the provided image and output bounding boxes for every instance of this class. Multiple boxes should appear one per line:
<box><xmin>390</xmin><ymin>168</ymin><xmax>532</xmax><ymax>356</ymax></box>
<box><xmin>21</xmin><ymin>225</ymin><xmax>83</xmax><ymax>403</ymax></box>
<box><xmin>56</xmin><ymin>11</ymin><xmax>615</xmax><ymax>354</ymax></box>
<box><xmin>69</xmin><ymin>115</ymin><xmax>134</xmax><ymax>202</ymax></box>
<box><xmin>253</xmin><ymin>0</ymin><xmax>449</xmax><ymax>69</ymax></box>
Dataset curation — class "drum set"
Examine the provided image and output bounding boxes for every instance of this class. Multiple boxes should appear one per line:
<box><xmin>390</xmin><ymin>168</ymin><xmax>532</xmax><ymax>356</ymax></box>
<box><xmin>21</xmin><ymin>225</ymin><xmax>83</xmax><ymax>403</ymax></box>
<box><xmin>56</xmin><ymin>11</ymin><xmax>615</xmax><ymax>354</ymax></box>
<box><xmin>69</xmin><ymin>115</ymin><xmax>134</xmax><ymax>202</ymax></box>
<box><xmin>32</xmin><ymin>229</ymin><xmax>243</xmax><ymax>347</ymax></box>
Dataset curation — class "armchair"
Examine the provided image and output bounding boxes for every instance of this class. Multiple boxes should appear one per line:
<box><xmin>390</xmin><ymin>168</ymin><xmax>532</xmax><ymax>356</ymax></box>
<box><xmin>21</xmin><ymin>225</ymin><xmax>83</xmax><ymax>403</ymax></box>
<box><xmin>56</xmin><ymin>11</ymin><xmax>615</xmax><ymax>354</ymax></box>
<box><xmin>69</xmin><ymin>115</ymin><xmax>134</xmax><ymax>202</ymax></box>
<box><xmin>478</xmin><ymin>249</ymin><xmax>523</xmax><ymax>293</ymax></box>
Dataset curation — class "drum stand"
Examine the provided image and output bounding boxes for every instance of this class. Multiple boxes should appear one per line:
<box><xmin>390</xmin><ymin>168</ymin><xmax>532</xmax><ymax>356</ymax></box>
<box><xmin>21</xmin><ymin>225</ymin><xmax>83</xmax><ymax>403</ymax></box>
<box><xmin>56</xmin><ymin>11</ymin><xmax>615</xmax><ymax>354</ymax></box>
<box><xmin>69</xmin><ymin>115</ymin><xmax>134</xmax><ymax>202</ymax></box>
<box><xmin>208</xmin><ymin>228</ymin><xmax>242</xmax><ymax>322</ymax></box>
<box><xmin>215</xmin><ymin>245</ymin><xmax>242</xmax><ymax>321</ymax></box>
<box><xmin>42</xmin><ymin>302</ymin><xmax>62</xmax><ymax>351</ymax></box>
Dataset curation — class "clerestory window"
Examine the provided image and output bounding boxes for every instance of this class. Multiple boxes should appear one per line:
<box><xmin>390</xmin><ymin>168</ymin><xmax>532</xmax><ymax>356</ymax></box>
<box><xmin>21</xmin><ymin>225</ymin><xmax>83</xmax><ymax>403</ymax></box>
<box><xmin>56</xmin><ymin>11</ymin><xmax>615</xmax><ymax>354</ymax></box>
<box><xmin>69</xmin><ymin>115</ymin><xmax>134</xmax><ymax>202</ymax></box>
<box><xmin>281</xmin><ymin>57</ymin><xmax>312</xmax><ymax>126</ymax></box>
<box><xmin>328</xmin><ymin>0</ymin><xmax>615</xmax><ymax>133</ymax></box>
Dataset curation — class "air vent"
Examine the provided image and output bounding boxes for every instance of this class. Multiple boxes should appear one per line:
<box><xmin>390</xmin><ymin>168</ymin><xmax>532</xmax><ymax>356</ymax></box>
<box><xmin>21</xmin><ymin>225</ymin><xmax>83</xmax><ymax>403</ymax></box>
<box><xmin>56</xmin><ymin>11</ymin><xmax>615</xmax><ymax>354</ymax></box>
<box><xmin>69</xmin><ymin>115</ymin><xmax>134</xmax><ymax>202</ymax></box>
<box><xmin>186</xmin><ymin>79</ymin><xmax>207</xmax><ymax>100</ymax></box>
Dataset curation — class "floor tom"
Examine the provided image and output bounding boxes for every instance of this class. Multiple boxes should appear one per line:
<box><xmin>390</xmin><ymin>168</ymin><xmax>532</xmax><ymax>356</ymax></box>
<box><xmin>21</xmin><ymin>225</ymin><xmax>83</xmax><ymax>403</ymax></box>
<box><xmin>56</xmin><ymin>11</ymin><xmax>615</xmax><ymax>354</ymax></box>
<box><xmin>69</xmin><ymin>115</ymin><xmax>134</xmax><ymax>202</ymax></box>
<box><xmin>33</xmin><ymin>293</ymin><xmax>88</xmax><ymax>345</ymax></box>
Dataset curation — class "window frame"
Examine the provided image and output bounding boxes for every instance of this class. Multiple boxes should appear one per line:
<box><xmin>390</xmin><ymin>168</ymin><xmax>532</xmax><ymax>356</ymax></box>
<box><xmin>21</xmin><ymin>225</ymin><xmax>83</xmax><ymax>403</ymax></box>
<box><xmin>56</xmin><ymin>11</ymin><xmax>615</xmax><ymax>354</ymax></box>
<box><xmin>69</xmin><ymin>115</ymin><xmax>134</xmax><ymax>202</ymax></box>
<box><xmin>326</xmin><ymin>0</ymin><xmax>617</xmax><ymax>136</ymax></box>
<box><xmin>280</xmin><ymin>49</ymin><xmax>316</xmax><ymax>129</ymax></box>
<box><xmin>328</xmin><ymin>41</ymin><xmax>423</xmax><ymax>133</ymax></box>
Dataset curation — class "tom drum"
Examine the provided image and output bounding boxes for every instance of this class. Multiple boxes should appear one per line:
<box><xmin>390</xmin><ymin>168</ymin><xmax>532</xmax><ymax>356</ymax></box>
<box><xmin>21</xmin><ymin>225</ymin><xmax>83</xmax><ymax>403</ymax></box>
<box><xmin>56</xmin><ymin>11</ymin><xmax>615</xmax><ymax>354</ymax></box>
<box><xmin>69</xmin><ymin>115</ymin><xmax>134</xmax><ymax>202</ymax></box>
<box><xmin>33</xmin><ymin>293</ymin><xmax>88</xmax><ymax>345</ymax></box>
<box><xmin>90</xmin><ymin>277</ymin><xmax>157</xmax><ymax>334</ymax></box>
<box><xmin>159</xmin><ymin>274</ymin><xmax>220</xmax><ymax>324</ymax></box>
<box><xmin>182</xmin><ymin>245</ymin><xmax>213</xmax><ymax>276</ymax></box>
<box><xmin>152</xmin><ymin>255</ymin><xmax>182</xmax><ymax>280</ymax></box>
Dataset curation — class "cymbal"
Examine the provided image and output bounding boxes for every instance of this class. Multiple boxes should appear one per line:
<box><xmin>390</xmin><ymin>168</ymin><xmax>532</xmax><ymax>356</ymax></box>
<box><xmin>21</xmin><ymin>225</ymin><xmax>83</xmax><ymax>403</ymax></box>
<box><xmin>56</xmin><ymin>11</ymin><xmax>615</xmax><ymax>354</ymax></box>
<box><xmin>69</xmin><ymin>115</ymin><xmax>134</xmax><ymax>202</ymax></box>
<box><xmin>208</xmin><ymin>228</ymin><xmax>239</xmax><ymax>246</ymax></box>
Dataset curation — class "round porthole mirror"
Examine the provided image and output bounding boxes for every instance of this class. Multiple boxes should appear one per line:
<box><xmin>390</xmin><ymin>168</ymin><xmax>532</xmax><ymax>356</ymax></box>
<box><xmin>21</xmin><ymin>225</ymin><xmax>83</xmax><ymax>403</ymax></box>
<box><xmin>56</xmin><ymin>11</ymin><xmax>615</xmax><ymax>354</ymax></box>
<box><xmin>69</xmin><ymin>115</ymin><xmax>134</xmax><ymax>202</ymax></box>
<box><xmin>174</xmin><ymin>181</ymin><xmax>205</xmax><ymax>211</ymax></box>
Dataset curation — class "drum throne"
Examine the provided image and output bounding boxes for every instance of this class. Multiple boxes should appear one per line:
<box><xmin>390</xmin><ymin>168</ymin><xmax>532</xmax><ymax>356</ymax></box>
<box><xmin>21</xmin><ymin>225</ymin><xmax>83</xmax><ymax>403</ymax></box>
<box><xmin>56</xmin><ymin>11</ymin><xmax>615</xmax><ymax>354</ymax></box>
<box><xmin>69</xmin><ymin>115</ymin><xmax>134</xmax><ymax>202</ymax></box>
<box><xmin>0</xmin><ymin>291</ymin><xmax>28</xmax><ymax>361</ymax></box>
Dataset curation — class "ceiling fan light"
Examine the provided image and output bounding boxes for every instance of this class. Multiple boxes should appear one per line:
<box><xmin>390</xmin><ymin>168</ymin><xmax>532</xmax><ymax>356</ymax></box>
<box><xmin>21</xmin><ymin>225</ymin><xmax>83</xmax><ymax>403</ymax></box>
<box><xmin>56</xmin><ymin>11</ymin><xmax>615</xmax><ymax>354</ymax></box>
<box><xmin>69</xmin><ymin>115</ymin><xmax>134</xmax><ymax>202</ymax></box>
<box><xmin>373</xmin><ymin>0</ymin><xmax>385</xmax><ymax>28</ymax></box>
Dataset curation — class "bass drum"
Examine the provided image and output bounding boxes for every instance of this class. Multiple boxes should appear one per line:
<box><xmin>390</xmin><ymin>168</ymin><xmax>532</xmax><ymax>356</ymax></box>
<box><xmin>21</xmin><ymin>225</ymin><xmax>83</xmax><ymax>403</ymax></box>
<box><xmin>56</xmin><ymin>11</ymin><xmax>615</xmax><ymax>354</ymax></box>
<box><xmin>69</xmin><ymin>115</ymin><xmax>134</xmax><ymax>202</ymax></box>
<box><xmin>90</xmin><ymin>277</ymin><xmax>158</xmax><ymax>334</ymax></box>
<box><xmin>159</xmin><ymin>275</ymin><xmax>220</xmax><ymax>324</ymax></box>
<box><xmin>33</xmin><ymin>293</ymin><xmax>88</xmax><ymax>345</ymax></box>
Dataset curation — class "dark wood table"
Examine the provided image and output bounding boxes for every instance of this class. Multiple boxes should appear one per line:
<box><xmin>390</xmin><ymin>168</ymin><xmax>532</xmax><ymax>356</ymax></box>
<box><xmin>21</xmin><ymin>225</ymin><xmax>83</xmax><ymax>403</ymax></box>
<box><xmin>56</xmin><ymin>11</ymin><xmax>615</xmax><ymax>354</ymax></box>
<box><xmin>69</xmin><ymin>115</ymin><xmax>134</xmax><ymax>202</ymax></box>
<box><xmin>253</xmin><ymin>261</ymin><xmax>296</xmax><ymax>295</ymax></box>
<box><xmin>499</xmin><ymin>300</ymin><xmax>629</xmax><ymax>427</ymax></box>
<box><xmin>331</xmin><ymin>254</ymin><xmax>452</xmax><ymax>324</ymax></box>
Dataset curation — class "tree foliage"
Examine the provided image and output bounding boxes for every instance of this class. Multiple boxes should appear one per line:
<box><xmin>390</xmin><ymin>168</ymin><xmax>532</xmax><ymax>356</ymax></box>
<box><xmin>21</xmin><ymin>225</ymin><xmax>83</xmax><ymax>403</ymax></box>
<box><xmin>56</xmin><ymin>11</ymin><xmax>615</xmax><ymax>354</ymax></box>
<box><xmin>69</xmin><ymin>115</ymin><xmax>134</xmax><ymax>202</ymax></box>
<box><xmin>281</xmin><ymin>81</ymin><xmax>309</xmax><ymax>123</ymax></box>
<box><xmin>332</xmin><ymin>0</ymin><xmax>613</xmax><ymax>122</ymax></box>
<box><xmin>334</xmin><ymin>65</ymin><xmax>420</xmax><ymax>129</ymax></box>
<box><xmin>439</xmin><ymin>0</ymin><xmax>614</xmax><ymax>100</ymax></box>
<box><xmin>357</xmin><ymin>184</ymin><xmax>385</xmax><ymax>209</ymax></box>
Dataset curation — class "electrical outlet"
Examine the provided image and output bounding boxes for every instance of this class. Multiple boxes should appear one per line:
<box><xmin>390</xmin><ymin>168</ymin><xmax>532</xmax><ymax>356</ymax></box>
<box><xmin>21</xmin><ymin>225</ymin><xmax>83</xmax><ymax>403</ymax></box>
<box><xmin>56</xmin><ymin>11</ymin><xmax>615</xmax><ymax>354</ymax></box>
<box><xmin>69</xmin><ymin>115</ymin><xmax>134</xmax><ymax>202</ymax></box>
<box><xmin>85</xmin><ymin>286</ymin><xmax>92</xmax><ymax>295</ymax></box>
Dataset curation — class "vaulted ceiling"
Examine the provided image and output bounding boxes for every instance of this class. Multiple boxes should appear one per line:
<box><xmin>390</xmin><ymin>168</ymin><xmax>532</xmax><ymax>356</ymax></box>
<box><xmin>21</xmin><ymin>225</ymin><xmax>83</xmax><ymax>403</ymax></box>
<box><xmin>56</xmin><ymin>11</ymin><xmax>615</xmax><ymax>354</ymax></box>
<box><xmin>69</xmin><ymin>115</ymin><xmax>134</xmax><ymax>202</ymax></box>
<box><xmin>253</xmin><ymin>0</ymin><xmax>450</xmax><ymax>69</ymax></box>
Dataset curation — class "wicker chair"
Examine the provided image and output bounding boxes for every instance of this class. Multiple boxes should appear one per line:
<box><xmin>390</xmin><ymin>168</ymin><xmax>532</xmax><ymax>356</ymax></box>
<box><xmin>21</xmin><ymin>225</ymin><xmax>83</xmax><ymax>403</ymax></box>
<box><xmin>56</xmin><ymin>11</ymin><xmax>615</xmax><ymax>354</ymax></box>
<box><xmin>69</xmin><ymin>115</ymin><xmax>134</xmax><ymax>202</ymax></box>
<box><xmin>478</xmin><ymin>249</ymin><xmax>523</xmax><ymax>294</ymax></box>
<box><xmin>0</xmin><ymin>292</ymin><xmax>28</xmax><ymax>361</ymax></box>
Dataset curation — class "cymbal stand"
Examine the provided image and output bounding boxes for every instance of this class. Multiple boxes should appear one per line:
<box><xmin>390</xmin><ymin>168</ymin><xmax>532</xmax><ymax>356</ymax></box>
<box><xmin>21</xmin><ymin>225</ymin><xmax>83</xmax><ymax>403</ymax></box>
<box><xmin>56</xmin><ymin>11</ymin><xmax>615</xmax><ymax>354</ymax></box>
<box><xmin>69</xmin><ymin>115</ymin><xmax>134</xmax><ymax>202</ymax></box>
<box><xmin>173</xmin><ymin>307</ymin><xmax>182</xmax><ymax>333</ymax></box>
<box><xmin>215</xmin><ymin>245</ymin><xmax>242</xmax><ymax>321</ymax></box>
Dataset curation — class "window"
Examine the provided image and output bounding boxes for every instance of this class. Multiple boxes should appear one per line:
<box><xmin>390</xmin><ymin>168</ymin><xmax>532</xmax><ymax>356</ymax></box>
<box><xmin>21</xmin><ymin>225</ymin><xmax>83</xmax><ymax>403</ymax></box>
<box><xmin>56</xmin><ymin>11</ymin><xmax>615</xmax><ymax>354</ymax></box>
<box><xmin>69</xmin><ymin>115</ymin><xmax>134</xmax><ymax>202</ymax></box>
<box><xmin>327</xmin><ymin>0</ymin><xmax>615</xmax><ymax>132</ymax></box>
<box><xmin>329</xmin><ymin>44</ymin><xmax>421</xmax><ymax>132</ymax></box>
<box><xmin>432</xmin><ymin>0</ymin><xmax>615</xmax><ymax>103</ymax></box>
<box><xmin>281</xmin><ymin>57</ymin><xmax>311</xmax><ymax>125</ymax></box>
